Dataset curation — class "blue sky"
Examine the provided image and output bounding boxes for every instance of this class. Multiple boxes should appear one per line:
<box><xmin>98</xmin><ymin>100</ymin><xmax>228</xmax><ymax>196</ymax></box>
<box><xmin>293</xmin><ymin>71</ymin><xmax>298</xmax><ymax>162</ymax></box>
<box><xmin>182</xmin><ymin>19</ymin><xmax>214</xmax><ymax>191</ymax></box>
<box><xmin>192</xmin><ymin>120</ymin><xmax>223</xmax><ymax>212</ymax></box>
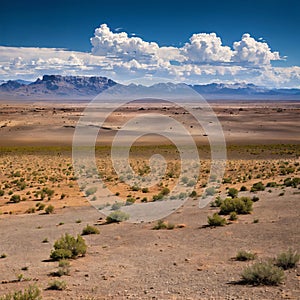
<box><xmin>0</xmin><ymin>0</ymin><xmax>299</xmax><ymax>87</ymax></box>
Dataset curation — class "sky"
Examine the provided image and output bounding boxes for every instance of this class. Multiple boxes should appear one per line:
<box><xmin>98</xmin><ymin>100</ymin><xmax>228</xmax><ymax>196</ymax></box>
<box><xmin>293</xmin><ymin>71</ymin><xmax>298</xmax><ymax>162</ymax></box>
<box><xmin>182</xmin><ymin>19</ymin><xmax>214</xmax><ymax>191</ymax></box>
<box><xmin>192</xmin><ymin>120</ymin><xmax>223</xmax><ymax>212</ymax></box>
<box><xmin>0</xmin><ymin>0</ymin><xmax>299</xmax><ymax>87</ymax></box>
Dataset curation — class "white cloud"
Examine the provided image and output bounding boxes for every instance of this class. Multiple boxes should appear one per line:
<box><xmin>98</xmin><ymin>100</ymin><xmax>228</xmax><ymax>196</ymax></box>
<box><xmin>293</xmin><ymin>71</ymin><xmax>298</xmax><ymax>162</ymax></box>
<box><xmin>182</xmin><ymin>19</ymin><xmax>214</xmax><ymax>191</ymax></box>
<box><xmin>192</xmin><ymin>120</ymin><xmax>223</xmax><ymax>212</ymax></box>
<box><xmin>233</xmin><ymin>33</ymin><xmax>281</xmax><ymax>65</ymax></box>
<box><xmin>0</xmin><ymin>24</ymin><xmax>299</xmax><ymax>88</ymax></box>
<box><xmin>91</xmin><ymin>24</ymin><xmax>160</xmax><ymax>63</ymax></box>
<box><xmin>182</xmin><ymin>32</ymin><xmax>232</xmax><ymax>63</ymax></box>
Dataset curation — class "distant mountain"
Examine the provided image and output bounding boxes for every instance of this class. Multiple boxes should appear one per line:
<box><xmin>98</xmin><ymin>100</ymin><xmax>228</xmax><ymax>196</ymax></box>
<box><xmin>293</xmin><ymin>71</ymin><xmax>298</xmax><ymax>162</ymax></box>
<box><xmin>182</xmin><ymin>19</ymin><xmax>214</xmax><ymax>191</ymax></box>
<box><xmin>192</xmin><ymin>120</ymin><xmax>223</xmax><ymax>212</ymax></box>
<box><xmin>0</xmin><ymin>75</ymin><xmax>300</xmax><ymax>100</ymax></box>
<box><xmin>0</xmin><ymin>75</ymin><xmax>116</xmax><ymax>99</ymax></box>
<box><xmin>96</xmin><ymin>82</ymin><xmax>194</xmax><ymax>101</ymax></box>
<box><xmin>0</xmin><ymin>80</ymin><xmax>25</xmax><ymax>92</ymax></box>
<box><xmin>15</xmin><ymin>79</ymin><xmax>32</xmax><ymax>85</ymax></box>
<box><xmin>191</xmin><ymin>83</ymin><xmax>300</xmax><ymax>99</ymax></box>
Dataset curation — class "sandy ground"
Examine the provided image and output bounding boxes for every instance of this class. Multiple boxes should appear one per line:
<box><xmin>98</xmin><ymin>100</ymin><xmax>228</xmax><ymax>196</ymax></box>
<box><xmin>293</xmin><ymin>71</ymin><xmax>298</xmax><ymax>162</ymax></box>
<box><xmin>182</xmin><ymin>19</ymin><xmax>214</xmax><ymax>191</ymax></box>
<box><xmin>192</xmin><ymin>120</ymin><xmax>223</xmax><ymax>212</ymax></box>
<box><xmin>0</xmin><ymin>101</ymin><xmax>299</xmax><ymax>146</ymax></box>
<box><xmin>0</xmin><ymin>100</ymin><xmax>299</xmax><ymax>299</ymax></box>
<box><xmin>0</xmin><ymin>187</ymin><xmax>299</xmax><ymax>299</ymax></box>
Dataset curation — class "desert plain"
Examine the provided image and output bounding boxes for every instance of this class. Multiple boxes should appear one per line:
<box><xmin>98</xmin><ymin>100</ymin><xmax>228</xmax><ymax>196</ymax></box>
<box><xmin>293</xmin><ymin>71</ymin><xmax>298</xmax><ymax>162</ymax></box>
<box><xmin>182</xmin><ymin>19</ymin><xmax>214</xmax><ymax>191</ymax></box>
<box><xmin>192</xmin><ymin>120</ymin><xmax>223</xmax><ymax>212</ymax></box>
<box><xmin>0</xmin><ymin>99</ymin><xmax>299</xmax><ymax>299</ymax></box>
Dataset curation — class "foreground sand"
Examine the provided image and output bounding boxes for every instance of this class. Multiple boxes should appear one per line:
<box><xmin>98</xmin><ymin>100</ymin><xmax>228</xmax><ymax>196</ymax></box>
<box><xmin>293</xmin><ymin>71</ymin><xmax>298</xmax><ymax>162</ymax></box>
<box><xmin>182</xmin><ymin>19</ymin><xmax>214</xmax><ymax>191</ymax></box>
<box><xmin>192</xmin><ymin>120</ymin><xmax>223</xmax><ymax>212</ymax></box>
<box><xmin>0</xmin><ymin>187</ymin><xmax>299</xmax><ymax>299</ymax></box>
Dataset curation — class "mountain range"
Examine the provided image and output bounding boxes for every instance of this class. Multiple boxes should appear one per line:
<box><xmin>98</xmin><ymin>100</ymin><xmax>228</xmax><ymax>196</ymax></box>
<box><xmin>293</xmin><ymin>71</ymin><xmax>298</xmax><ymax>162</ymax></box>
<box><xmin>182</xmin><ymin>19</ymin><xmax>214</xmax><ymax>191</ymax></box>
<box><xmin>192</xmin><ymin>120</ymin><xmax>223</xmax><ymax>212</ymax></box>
<box><xmin>0</xmin><ymin>75</ymin><xmax>300</xmax><ymax>100</ymax></box>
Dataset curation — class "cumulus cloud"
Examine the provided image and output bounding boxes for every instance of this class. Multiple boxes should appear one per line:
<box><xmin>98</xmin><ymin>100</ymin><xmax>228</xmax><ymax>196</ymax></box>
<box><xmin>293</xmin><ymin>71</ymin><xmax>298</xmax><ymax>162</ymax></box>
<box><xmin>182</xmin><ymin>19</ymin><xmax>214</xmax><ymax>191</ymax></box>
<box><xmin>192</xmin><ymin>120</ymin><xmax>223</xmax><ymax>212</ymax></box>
<box><xmin>91</xmin><ymin>24</ymin><xmax>183</xmax><ymax>66</ymax></box>
<box><xmin>91</xmin><ymin>24</ymin><xmax>159</xmax><ymax>62</ymax></box>
<box><xmin>91</xmin><ymin>25</ymin><xmax>281</xmax><ymax>67</ymax></box>
<box><xmin>182</xmin><ymin>33</ymin><xmax>232</xmax><ymax>63</ymax></box>
<box><xmin>233</xmin><ymin>33</ymin><xmax>281</xmax><ymax>65</ymax></box>
<box><xmin>0</xmin><ymin>24</ymin><xmax>299</xmax><ymax>88</ymax></box>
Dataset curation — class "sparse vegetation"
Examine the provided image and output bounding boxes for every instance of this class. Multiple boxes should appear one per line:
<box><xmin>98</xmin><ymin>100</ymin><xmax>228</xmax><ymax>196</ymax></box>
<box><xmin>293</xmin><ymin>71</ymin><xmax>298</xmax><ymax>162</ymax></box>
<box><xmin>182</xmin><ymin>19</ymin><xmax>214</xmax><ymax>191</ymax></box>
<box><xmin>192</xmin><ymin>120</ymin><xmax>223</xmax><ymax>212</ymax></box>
<box><xmin>205</xmin><ymin>187</ymin><xmax>215</xmax><ymax>196</ymax></box>
<box><xmin>275</xmin><ymin>249</ymin><xmax>300</xmax><ymax>270</ymax></box>
<box><xmin>111</xmin><ymin>202</ymin><xmax>123</xmax><ymax>210</ymax></box>
<box><xmin>236</xmin><ymin>250</ymin><xmax>256</xmax><ymax>261</ymax></box>
<box><xmin>47</xmin><ymin>280</ymin><xmax>67</xmax><ymax>290</ymax></box>
<box><xmin>229</xmin><ymin>211</ymin><xmax>238</xmax><ymax>221</ymax></box>
<box><xmin>153</xmin><ymin>220</ymin><xmax>175</xmax><ymax>230</ymax></box>
<box><xmin>251</xmin><ymin>182</ymin><xmax>265</xmax><ymax>192</ymax></box>
<box><xmin>10</xmin><ymin>194</ymin><xmax>21</xmax><ymax>203</ymax></box>
<box><xmin>227</xmin><ymin>188</ymin><xmax>238</xmax><ymax>198</ymax></box>
<box><xmin>56</xmin><ymin>259</ymin><xmax>70</xmax><ymax>276</ymax></box>
<box><xmin>219</xmin><ymin>197</ymin><xmax>253</xmax><ymax>215</ymax></box>
<box><xmin>82</xmin><ymin>224</ymin><xmax>100</xmax><ymax>235</ymax></box>
<box><xmin>106</xmin><ymin>210</ymin><xmax>130</xmax><ymax>223</ymax></box>
<box><xmin>284</xmin><ymin>177</ymin><xmax>300</xmax><ymax>188</ymax></box>
<box><xmin>0</xmin><ymin>285</ymin><xmax>41</xmax><ymax>300</ymax></box>
<box><xmin>241</xmin><ymin>261</ymin><xmax>285</xmax><ymax>285</ymax></box>
<box><xmin>207</xmin><ymin>213</ymin><xmax>226</xmax><ymax>226</ymax></box>
<box><xmin>85</xmin><ymin>187</ymin><xmax>97</xmax><ymax>197</ymax></box>
<box><xmin>210</xmin><ymin>196</ymin><xmax>223</xmax><ymax>207</ymax></box>
<box><xmin>45</xmin><ymin>205</ymin><xmax>54</xmax><ymax>214</ymax></box>
<box><xmin>50</xmin><ymin>233</ymin><xmax>87</xmax><ymax>260</ymax></box>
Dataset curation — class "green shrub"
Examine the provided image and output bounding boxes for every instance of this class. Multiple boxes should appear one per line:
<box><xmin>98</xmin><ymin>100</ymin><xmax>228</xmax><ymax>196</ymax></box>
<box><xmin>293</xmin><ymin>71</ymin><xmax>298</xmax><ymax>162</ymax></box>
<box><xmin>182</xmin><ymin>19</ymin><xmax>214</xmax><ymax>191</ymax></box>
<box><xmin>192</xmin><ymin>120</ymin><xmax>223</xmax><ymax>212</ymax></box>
<box><xmin>153</xmin><ymin>220</ymin><xmax>175</xmax><ymax>230</ymax></box>
<box><xmin>222</xmin><ymin>177</ymin><xmax>232</xmax><ymax>184</ymax></box>
<box><xmin>57</xmin><ymin>260</ymin><xmax>70</xmax><ymax>276</ymax></box>
<box><xmin>25</xmin><ymin>207</ymin><xmax>36</xmax><ymax>214</ymax></box>
<box><xmin>252</xmin><ymin>196</ymin><xmax>259</xmax><ymax>202</ymax></box>
<box><xmin>161</xmin><ymin>187</ymin><xmax>170</xmax><ymax>195</ymax></box>
<box><xmin>0</xmin><ymin>190</ymin><xmax>4</xmax><ymax>196</ymax></box>
<box><xmin>207</xmin><ymin>213</ymin><xmax>226</xmax><ymax>226</ymax></box>
<box><xmin>45</xmin><ymin>205</ymin><xmax>54</xmax><ymax>214</ymax></box>
<box><xmin>205</xmin><ymin>187</ymin><xmax>215</xmax><ymax>196</ymax></box>
<box><xmin>153</xmin><ymin>220</ymin><xmax>167</xmax><ymax>230</ymax></box>
<box><xmin>187</xmin><ymin>179</ymin><xmax>196</xmax><ymax>187</ymax></box>
<box><xmin>227</xmin><ymin>188</ymin><xmax>238</xmax><ymax>198</ymax></box>
<box><xmin>219</xmin><ymin>197</ymin><xmax>253</xmax><ymax>215</ymax></box>
<box><xmin>240</xmin><ymin>186</ymin><xmax>247</xmax><ymax>191</ymax></box>
<box><xmin>241</xmin><ymin>261</ymin><xmax>284</xmax><ymax>285</ymax></box>
<box><xmin>10</xmin><ymin>194</ymin><xmax>21</xmax><ymax>203</ymax></box>
<box><xmin>82</xmin><ymin>224</ymin><xmax>100</xmax><ymax>235</ymax></box>
<box><xmin>142</xmin><ymin>187</ymin><xmax>149</xmax><ymax>193</ymax></box>
<box><xmin>236</xmin><ymin>250</ymin><xmax>256</xmax><ymax>261</ymax></box>
<box><xmin>111</xmin><ymin>202</ymin><xmax>123</xmax><ymax>210</ymax></box>
<box><xmin>36</xmin><ymin>202</ymin><xmax>45</xmax><ymax>211</ymax></box>
<box><xmin>42</xmin><ymin>187</ymin><xmax>54</xmax><ymax>199</ymax></box>
<box><xmin>251</xmin><ymin>182</ymin><xmax>265</xmax><ymax>192</ymax></box>
<box><xmin>85</xmin><ymin>187</ymin><xmax>97</xmax><ymax>196</ymax></box>
<box><xmin>210</xmin><ymin>196</ymin><xmax>223</xmax><ymax>207</ymax></box>
<box><xmin>47</xmin><ymin>280</ymin><xmax>66</xmax><ymax>290</ymax></box>
<box><xmin>189</xmin><ymin>190</ymin><xmax>197</xmax><ymax>197</ymax></box>
<box><xmin>50</xmin><ymin>249</ymin><xmax>72</xmax><ymax>260</ymax></box>
<box><xmin>266</xmin><ymin>182</ymin><xmax>277</xmax><ymax>188</ymax></box>
<box><xmin>106</xmin><ymin>210</ymin><xmax>129</xmax><ymax>223</ymax></box>
<box><xmin>152</xmin><ymin>193</ymin><xmax>164</xmax><ymax>201</ymax></box>
<box><xmin>0</xmin><ymin>285</ymin><xmax>41</xmax><ymax>300</ymax></box>
<box><xmin>229</xmin><ymin>211</ymin><xmax>238</xmax><ymax>221</ymax></box>
<box><xmin>125</xmin><ymin>197</ymin><xmax>136</xmax><ymax>205</ymax></box>
<box><xmin>284</xmin><ymin>177</ymin><xmax>300</xmax><ymax>188</ymax></box>
<box><xmin>50</xmin><ymin>234</ymin><xmax>87</xmax><ymax>260</ymax></box>
<box><xmin>275</xmin><ymin>249</ymin><xmax>300</xmax><ymax>270</ymax></box>
<box><xmin>131</xmin><ymin>185</ymin><xmax>140</xmax><ymax>191</ymax></box>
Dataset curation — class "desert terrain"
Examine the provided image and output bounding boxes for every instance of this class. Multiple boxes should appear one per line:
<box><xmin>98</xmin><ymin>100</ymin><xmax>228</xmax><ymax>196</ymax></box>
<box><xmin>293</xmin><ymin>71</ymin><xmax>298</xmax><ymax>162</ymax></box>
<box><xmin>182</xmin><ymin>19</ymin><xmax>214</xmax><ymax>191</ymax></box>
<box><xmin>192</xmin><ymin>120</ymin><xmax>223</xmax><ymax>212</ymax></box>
<box><xmin>0</xmin><ymin>100</ymin><xmax>299</xmax><ymax>299</ymax></box>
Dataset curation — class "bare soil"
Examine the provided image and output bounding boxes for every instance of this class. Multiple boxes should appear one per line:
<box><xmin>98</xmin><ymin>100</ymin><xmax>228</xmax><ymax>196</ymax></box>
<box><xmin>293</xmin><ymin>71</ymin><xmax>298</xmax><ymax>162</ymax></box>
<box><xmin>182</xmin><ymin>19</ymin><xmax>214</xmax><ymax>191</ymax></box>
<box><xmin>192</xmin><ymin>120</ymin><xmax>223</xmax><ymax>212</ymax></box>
<box><xmin>0</xmin><ymin>100</ymin><xmax>299</xmax><ymax>299</ymax></box>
